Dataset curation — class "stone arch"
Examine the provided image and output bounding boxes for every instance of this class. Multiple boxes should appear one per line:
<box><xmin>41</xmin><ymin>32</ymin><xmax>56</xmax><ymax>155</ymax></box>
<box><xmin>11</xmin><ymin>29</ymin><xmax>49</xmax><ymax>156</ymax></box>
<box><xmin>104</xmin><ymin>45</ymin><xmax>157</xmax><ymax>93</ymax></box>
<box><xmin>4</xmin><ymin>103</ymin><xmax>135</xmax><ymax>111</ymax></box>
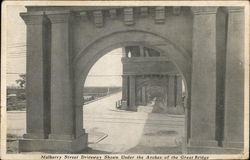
<box><xmin>18</xmin><ymin>6</ymin><xmax>245</xmax><ymax>153</ymax></box>
<box><xmin>74</xmin><ymin>30</ymin><xmax>191</xmax><ymax>108</ymax></box>
<box><xmin>73</xmin><ymin>30</ymin><xmax>192</xmax><ymax>144</ymax></box>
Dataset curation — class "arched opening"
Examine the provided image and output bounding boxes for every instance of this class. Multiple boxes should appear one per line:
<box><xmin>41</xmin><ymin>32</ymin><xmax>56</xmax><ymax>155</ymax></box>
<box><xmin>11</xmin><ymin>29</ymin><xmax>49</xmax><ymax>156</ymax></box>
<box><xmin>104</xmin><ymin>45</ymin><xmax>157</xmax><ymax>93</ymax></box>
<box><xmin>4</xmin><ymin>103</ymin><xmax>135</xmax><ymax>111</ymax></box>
<box><xmin>82</xmin><ymin>49</ymin><xmax>124</xmax><ymax>153</ymax></box>
<box><xmin>135</xmin><ymin>78</ymin><xmax>186</xmax><ymax>115</ymax></box>
<box><xmin>13</xmin><ymin>5</ymin><xmax>245</xmax><ymax>154</ymax></box>
<box><xmin>74</xmin><ymin>31</ymin><xmax>191</xmax><ymax>153</ymax></box>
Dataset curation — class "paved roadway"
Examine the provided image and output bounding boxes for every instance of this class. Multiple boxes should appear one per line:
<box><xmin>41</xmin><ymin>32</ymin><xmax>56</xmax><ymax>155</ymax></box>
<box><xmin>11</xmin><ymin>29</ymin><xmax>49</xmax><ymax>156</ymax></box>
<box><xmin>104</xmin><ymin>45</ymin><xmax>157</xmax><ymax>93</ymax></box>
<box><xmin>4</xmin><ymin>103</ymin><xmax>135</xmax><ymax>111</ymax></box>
<box><xmin>7</xmin><ymin>92</ymin><xmax>185</xmax><ymax>154</ymax></box>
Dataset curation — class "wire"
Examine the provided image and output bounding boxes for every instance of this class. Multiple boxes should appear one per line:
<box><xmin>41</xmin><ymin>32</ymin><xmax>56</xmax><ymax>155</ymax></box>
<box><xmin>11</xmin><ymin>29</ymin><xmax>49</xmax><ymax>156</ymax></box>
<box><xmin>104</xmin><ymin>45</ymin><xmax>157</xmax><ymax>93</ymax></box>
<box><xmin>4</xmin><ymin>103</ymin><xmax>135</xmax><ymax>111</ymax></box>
<box><xmin>6</xmin><ymin>73</ymin><xmax>25</xmax><ymax>74</ymax></box>
<box><xmin>88</xmin><ymin>75</ymin><xmax>122</xmax><ymax>77</ymax></box>
<box><xmin>7</xmin><ymin>56</ymin><xmax>26</xmax><ymax>58</ymax></box>
<box><xmin>8</xmin><ymin>53</ymin><xmax>26</xmax><ymax>55</ymax></box>
<box><xmin>107</xmin><ymin>53</ymin><xmax>123</xmax><ymax>55</ymax></box>
<box><xmin>6</xmin><ymin>73</ymin><xmax>122</xmax><ymax>77</ymax></box>
<box><xmin>8</xmin><ymin>45</ymin><xmax>26</xmax><ymax>48</ymax></box>
<box><xmin>8</xmin><ymin>42</ymin><xmax>26</xmax><ymax>45</ymax></box>
<box><xmin>6</xmin><ymin>51</ymin><xmax>123</xmax><ymax>56</ymax></box>
<box><xmin>8</xmin><ymin>52</ymin><xmax>26</xmax><ymax>55</ymax></box>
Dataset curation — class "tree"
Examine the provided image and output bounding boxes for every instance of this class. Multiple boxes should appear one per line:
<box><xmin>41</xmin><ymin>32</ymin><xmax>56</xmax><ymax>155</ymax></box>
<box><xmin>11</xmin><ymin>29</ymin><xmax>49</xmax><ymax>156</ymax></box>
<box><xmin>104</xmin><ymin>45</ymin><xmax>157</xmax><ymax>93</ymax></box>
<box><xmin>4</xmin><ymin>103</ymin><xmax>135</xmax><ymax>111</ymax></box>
<box><xmin>16</xmin><ymin>74</ymin><xmax>26</xmax><ymax>88</ymax></box>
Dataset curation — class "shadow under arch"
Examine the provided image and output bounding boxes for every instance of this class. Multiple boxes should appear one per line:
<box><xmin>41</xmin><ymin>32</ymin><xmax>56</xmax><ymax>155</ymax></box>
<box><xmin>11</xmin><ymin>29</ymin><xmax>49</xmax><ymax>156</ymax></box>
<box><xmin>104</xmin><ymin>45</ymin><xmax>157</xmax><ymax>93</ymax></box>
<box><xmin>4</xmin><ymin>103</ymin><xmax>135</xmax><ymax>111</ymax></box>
<box><xmin>136</xmin><ymin>78</ymin><xmax>170</xmax><ymax>90</ymax></box>
<box><xmin>73</xmin><ymin>30</ymin><xmax>192</xmax><ymax>148</ymax></box>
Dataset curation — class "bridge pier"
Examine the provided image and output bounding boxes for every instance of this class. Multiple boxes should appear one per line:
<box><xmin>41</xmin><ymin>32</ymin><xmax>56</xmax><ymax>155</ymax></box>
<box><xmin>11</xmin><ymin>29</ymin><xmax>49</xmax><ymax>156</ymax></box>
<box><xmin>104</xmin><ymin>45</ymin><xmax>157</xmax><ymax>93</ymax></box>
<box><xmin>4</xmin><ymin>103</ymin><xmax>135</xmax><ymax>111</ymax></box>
<box><xmin>167</xmin><ymin>75</ymin><xmax>176</xmax><ymax>107</ymax></box>
<box><xmin>19</xmin><ymin>12</ymin><xmax>50</xmax><ymax>141</ymax></box>
<box><xmin>176</xmin><ymin>75</ymin><xmax>183</xmax><ymax>106</ymax></box>
<box><xmin>128</xmin><ymin>75</ymin><xmax>137</xmax><ymax>111</ymax></box>
<box><xmin>19</xmin><ymin>11</ymin><xmax>88</xmax><ymax>153</ymax></box>
<box><xmin>188</xmin><ymin>7</ymin><xmax>218</xmax><ymax>148</ymax></box>
<box><xmin>222</xmin><ymin>7</ymin><xmax>244</xmax><ymax>149</ymax></box>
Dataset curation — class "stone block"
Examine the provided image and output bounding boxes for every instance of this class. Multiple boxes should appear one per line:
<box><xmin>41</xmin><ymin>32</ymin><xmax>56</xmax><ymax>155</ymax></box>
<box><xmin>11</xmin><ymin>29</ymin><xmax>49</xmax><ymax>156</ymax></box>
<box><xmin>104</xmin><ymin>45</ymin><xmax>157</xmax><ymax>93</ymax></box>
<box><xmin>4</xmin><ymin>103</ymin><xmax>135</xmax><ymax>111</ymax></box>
<box><xmin>19</xmin><ymin>133</ymin><xmax>88</xmax><ymax>153</ymax></box>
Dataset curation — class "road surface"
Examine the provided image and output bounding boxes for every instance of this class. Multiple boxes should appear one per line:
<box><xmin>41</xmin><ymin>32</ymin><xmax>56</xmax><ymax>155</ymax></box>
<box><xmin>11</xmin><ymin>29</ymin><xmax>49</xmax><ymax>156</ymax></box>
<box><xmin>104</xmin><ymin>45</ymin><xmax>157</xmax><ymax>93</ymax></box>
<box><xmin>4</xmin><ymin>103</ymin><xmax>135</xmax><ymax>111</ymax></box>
<box><xmin>7</xmin><ymin>92</ymin><xmax>185</xmax><ymax>154</ymax></box>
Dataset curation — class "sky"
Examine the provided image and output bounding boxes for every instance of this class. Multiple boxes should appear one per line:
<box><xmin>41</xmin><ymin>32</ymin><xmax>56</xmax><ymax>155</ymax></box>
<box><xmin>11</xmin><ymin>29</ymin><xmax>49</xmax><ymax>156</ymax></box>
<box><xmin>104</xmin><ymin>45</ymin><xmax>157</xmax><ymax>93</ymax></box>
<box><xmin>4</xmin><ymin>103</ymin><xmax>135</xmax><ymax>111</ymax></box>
<box><xmin>6</xmin><ymin>5</ymin><xmax>122</xmax><ymax>87</ymax></box>
<box><xmin>6</xmin><ymin>5</ymin><xmax>27</xmax><ymax>86</ymax></box>
<box><xmin>84</xmin><ymin>49</ymin><xmax>122</xmax><ymax>87</ymax></box>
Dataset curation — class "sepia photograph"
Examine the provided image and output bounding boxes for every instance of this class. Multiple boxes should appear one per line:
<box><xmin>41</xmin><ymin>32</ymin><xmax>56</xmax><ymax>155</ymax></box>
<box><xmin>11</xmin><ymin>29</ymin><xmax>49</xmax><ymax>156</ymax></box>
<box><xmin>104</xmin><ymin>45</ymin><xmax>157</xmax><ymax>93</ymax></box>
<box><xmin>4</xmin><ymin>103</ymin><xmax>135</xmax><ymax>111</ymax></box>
<box><xmin>1</xmin><ymin>0</ymin><xmax>249</xmax><ymax>160</ymax></box>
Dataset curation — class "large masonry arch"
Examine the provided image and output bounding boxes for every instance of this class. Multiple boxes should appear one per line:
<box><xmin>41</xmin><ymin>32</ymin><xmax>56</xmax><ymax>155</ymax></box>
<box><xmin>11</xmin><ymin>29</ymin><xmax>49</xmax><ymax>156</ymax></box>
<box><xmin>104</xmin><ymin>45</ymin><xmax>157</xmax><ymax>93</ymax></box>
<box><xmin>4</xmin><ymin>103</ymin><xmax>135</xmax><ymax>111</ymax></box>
<box><xmin>73</xmin><ymin>32</ymin><xmax>191</xmax><ymax>149</ymax></box>
<box><xmin>19</xmin><ymin>6</ymin><xmax>245</xmax><ymax>154</ymax></box>
<box><xmin>74</xmin><ymin>30</ymin><xmax>191</xmax><ymax>111</ymax></box>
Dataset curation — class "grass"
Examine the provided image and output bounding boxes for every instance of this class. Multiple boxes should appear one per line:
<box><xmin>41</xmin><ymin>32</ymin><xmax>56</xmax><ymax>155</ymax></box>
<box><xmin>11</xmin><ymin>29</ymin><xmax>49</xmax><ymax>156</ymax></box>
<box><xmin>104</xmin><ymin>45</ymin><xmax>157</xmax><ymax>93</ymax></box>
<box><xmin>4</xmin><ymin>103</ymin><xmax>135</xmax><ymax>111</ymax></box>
<box><xmin>7</xmin><ymin>100</ymin><xmax>26</xmax><ymax>111</ymax></box>
<box><xmin>7</xmin><ymin>134</ymin><xmax>20</xmax><ymax>154</ymax></box>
